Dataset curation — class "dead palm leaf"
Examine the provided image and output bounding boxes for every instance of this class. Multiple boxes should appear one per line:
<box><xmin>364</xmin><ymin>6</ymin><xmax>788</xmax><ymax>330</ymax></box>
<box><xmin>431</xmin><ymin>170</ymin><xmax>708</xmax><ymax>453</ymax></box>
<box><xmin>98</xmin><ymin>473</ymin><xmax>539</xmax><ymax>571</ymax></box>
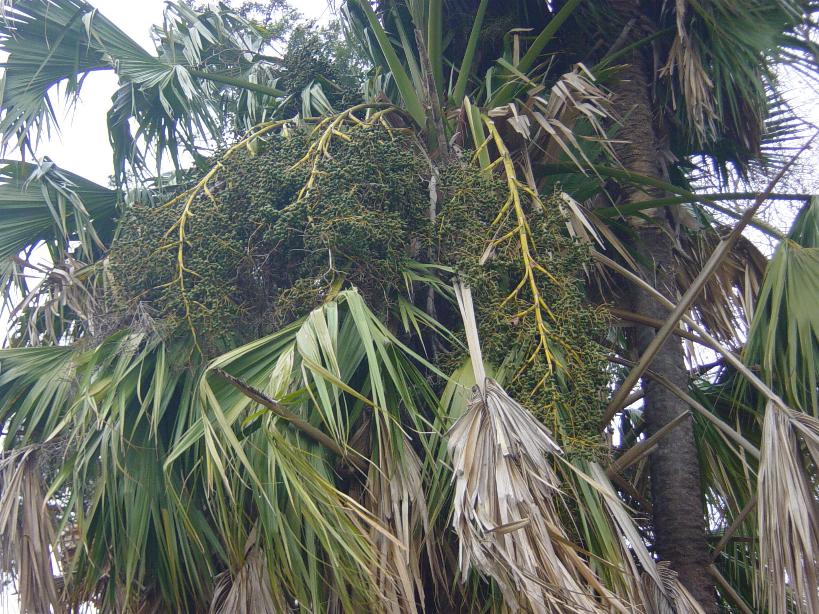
<box><xmin>743</xmin><ymin>197</ymin><xmax>819</xmax><ymax>612</ymax></box>
<box><xmin>363</xmin><ymin>436</ymin><xmax>429</xmax><ymax>614</ymax></box>
<box><xmin>641</xmin><ymin>561</ymin><xmax>707</xmax><ymax>614</ymax></box>
<box><xmin>758</xmin><ymin>402</ymin><xmax>819</xmax><ymax>613</ymax></box>
<box><xmin>676</xmin><ymin>225</ymin><xmax>767</xmax><ymax>347</ymax></box>
<box><xmin>0</xmin><ymin>446</ymin><xmax>61</xmax><ymax>614</ymax></box>
<box><xmin>209</xmin><ymin>527</ymin><xmax>279</xmax><ymax>614</ymax></box>
<box><xmin>447</xmin><ymin>281</ymin><xmax>627</xmax><ymax>614</ymax></box>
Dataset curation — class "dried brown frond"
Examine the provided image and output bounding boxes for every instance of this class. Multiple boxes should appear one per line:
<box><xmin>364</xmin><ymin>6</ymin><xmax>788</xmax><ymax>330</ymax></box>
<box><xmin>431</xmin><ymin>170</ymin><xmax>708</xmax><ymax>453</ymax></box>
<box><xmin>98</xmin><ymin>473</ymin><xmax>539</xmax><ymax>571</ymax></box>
<box><xmin>448</xmin><ymin>283</ymin><xmax>628</xmax><ymax>613</ymax></box>
<box><xmin>676</xmin><ymin>225</ymin><xmax>766</xmax><ymax>347</ymax></box>
<box><xmin>364</xmin><ymin>436</ymin><xmax>430</xmax><ymax>614</ymax></box>
<box><xmin>0</xmin><ymin>446</ymin><xmax>61</xmax><ymax>614</ymax></box>
<box><xmin>758</xmin><ymin>402</ymin><xmax>819</xmax><ymax>614</ymax></box>
<box><xmin>6</xmin><ymin>255</ymin><xmax>101</xmax><ymax>347</ymax></box>
<box><xmin>449</xmin><ymin>379</ymin><xmax>628</xmax><ymax>613</ymax></box>
<box><xmin>210</xmin><ymin>529</ymin><xmax>281</xmax><ymax>614</ymax></box>
<box><xmin>660</xmin><ymin>0</ymin><xmax>718</xmax><ymax>145</ymax></box>
<box><xmin>518</xmin><ymin>64</ymin><xmax>617</xmax><ymax>168</ymax></box>
<box><xmin>641</xmin><ymin>561</ymin><xmax>707</xmax><ymax>614</ymax></box>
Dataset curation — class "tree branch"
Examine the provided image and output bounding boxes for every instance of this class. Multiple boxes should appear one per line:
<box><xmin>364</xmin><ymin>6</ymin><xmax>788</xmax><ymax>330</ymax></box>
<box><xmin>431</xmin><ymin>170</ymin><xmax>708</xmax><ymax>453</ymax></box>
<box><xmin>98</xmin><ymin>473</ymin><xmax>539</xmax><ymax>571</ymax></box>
<box><xmin>710</xmin><ymin>494</ymin><xmax>758</xmax><ymax>562</ymax></box>
<box><xmin>607</xmin><ymin>410</ymin><xmax>691</xmax><ymax>477</ymax></box>
<box><xmin>608</xmin><ymin>356</ymin><xmax>760</xmax><ymax>459</ymax></box>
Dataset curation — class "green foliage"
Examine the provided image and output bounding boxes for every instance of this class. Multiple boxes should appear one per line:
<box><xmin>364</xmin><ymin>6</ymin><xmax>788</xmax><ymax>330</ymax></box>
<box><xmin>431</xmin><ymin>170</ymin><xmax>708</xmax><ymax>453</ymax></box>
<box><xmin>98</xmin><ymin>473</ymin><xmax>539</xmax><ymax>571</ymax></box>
<box><xmin>274</xmin><ymin>24</ymin><xmax>367</xmax><ymax>117</ymax></box>
<box><xmin>743</xmin><ymin>196</ymin><xmax>819</xmax><ymax>415</ymax></box>
<box><xmin>111</xmin><ymin>126</ymin><xmax>609</xmax><ymax>454</ymax></box>
<box><xmin>109</xmin><ymin>124</ymin><xmax>429</xmax><ymax>349</ymax></box>
<box><xmin>0</xmin><ymin>0</ymin><xmax>290</xmax><ymax>182</ymax></box>
<box><xmin>206</xmin><ymin>0</ymin><xmax>297</xmax><ymax>42</ymax></box>
<box><xmin>436</xmin><ymin>165</ymin><xmax>610</xmax><ymax>457</ymax></box>
<box><xmin>0</xmin><ymin>292</ymin><xmax>442</xmax><ymax>612</ymax></box>
<box><xmin>3</xmin><ymin>0</ymin><xmax>819</xmax><ymax>612</ymax></box>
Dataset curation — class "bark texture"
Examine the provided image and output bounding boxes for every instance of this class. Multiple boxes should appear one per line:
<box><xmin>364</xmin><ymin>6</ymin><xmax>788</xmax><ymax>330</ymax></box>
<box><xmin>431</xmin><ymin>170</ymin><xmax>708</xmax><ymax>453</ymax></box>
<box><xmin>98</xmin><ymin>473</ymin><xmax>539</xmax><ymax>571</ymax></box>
<box><xmin>607</xmin><ymin>1</ymin><xmax>717</xmax><ymax>611</ymax></box>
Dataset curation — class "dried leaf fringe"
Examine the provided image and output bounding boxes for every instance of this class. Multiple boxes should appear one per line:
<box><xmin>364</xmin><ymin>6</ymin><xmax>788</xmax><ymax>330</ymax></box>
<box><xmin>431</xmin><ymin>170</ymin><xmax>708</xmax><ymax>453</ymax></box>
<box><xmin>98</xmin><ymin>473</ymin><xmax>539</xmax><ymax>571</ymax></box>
<box><xmin>366</xmin><ymin>436</ymin><xmax>430</xmax><ymax>614</ymax></box>
<box><xmin>0</xmin><ymin>447</ymin><xmax>61</xmax><ymax>614</ymax></box>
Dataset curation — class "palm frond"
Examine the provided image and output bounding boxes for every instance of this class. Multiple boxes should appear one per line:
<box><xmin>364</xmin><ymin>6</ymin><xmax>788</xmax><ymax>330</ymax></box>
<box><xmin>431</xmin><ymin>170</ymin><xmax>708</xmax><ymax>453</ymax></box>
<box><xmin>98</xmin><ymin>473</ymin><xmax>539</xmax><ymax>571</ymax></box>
<box><xmin>448</xmin><ymin>283</ymin><xmax>628</xmax><ymax>613</ymax></box>
<box><xmin>169</xmin><ymin>289</ymin><xmax>442</xmax><ymax>611</ymax></box>
<box><xmin>209</xmin><ymin>530</ymin><xmax>276</xmax><ymax>614</ymax></box>
<box><xmin>344</xmin><ymin>0</ymin><xmax>426</xmax><ymax>126</ymax></box>
<box><xmin>0</xmin><ymin>0</ymin><xmax>156</xmax><ymax>156</ymax></box>
<box><xmin>676</xmin><ymin>224</ymin><xmax>767</xmax><ymax>348</ymax></box>
<box><xmin>0</xmin><ymin>446</ymin><xmax>60</xmax><ymax>614</ymax></box>
<box><xmin>656</xmin><ymin>0</ymin><xmax>818</xmax><ymax>167</ymax></box>
<box><xmin>585</xmin><ymin>461</ymin><xmax>709</xmax><ymax>613</ymax></box>
<box><xmin>0</xmin><ymin>159</ymin><xmax>117</xmax><ymax>263</ymax></box>
<box><xmin>487</xmin><ymin>0</ymin><xmax>585</xmax><ymax>107</ymax></box>
<box><xmin>0</xmin><ymin>159</ymin><xmax>117</xmax><ymax>344</ymax></box>
<box><xmin>743</xmin><ymin>196</ymin><xmax>819</xmax><ymax>415</ymax></box>
<box><xmin>0</xmin><ymin>335</ymin><xmax>216</xmax><ymax>611</ymax></box>
<box><xmin>743</xmin><ymin>197</ymin><xmax>819</xmax><ymax>612</ymax></box>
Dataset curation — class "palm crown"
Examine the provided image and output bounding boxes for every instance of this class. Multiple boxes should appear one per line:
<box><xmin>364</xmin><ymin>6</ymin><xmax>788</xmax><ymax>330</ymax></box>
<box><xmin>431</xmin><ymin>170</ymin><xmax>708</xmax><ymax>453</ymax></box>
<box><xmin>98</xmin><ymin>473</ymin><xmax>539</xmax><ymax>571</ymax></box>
<box><xmin>0</xmin><ymin>0</ymin><xmax>818</xmax><ymax>612</ymax></box>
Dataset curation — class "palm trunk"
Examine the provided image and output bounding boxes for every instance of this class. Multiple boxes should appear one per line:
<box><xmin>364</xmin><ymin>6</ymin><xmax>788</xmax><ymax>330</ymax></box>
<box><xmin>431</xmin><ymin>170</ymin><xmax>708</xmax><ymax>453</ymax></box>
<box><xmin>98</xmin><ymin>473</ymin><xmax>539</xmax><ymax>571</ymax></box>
<box><xmin>607</xmin><ymin>2</ymin><xmax>717</xmax><ymax>611</ymax></box>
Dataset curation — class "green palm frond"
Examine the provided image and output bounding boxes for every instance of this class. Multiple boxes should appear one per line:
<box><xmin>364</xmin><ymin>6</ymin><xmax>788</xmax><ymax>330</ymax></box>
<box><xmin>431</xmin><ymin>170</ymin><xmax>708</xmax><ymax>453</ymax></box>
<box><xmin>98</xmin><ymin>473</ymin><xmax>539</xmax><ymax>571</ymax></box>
<box><xmin>689</xmin><ymin>374</ymin><xmax>760</xmax><ymax>611</ymax></box>
<box><xmin>164</xmin><ymin>289</ymin><xmax>443</xmax><ymax>611</ymax></box>
<box><xmin>1</xmin><ymin>335</ymin><xmax>220</xmax><ymax>610</ymax></box>
<box><xmin>344</xmin><ymin>0</ymin><xmax>592</xmax><ymax>143</ymax></box>
<box><xmin>655</xmin><ymin>0</ymin><xmax>818</xmax><ymax>165</ymax></box>
<box><xmin>0</xmin><ymin>292</ymin><xmax>432</xmax><ymax>611</ymax></box>
<box><xmin>0</xmin><ymin>0</ymin><xmax>160</xmax><ymax>155</ymax></box>
<box><xmin>0</xmin><ymin>159</ymin><xmax>117</xmax><ymax>344</ymax></box>
<box><xmin>0</xmin><ymin>0</ymin><xmax>285</xmax><ymax>181</ymax></box>
<box><xmin>736</xmin><ymin>197</ymin><xmax>819</xmax><ymax>613</ymax></box>
<box><xmin>344</xmin><ymin>0</ymin><xmax>426</xmax><ymax>126</ymax></box>
<box><xmin>744</xmin><ymin>196</ymin><xmax>819</xmax><ymax>415</ymax></box>
<box><xmin>0</xmin><ymin>159</ymin><xmax>117</xmax><ymax>263</ymax></box>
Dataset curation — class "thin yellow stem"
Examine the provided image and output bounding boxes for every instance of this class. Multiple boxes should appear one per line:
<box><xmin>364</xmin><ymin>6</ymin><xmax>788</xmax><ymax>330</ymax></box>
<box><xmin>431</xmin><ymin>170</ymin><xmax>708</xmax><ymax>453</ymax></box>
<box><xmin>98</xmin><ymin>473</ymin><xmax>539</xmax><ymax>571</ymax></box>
<box><xmin>484</xmin><ymin>117</ymin><xmax>559</xmax><ymax>372</ymax></box>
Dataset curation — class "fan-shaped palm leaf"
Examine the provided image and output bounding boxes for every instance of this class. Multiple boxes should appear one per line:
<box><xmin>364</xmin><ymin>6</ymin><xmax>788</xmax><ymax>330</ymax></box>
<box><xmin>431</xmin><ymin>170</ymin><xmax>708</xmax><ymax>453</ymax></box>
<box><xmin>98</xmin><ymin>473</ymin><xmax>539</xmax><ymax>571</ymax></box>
<box><xmin>0</xmin><ymin>0</ymin><xmax>285</xmax><ymax>181</ymax></box>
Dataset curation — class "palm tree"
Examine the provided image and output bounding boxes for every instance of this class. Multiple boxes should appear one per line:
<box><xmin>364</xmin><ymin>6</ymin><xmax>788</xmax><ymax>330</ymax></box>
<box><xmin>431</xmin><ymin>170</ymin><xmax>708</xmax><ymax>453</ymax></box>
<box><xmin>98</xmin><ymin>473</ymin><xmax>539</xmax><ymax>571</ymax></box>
<box><xmin>0</xmin><ymin>0</ymin><xmax>817</xmax><ymax>612</ymax></box>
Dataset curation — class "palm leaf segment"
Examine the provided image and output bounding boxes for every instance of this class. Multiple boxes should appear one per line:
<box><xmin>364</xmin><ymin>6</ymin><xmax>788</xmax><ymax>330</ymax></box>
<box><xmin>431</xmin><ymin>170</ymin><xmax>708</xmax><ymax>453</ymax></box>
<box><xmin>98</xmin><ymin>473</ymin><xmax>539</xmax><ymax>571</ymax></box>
<box><xmin>659</xmin><ymin>0</ymin><xmax>817</xmax><ymax>155</ymax></box>
<box><xmin>742</xmin><ymin>197</ymin><xmax>819</xmax><ymax>613</ymax></box>
<box><xmin>0</xmin><ymin>158</ymin><xmax>117</xmax><ymax>344</ymax></box>
<box><xmin>0</xmin><ymin>290</ymin><xmax>440</xmax><ymax>611</ymax></box>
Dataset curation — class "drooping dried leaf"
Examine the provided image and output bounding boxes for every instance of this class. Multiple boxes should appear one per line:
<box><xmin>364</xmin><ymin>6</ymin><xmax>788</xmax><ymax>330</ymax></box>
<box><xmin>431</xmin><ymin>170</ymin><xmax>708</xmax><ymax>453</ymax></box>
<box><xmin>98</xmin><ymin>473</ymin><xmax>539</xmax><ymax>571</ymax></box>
<box><xmin>448</xmin><ymin>378</ymin><xmax>626</xmax><ymax>613</ymax></box>
<box><xmin>758</xmin><ymin>402</ymin><xmax>819</xmax><ymax>613</ymax></box>
<box><xmin>0</xmin><ymin>448</ymin><xmax>61</xmax><ymax>614</ymax></box>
